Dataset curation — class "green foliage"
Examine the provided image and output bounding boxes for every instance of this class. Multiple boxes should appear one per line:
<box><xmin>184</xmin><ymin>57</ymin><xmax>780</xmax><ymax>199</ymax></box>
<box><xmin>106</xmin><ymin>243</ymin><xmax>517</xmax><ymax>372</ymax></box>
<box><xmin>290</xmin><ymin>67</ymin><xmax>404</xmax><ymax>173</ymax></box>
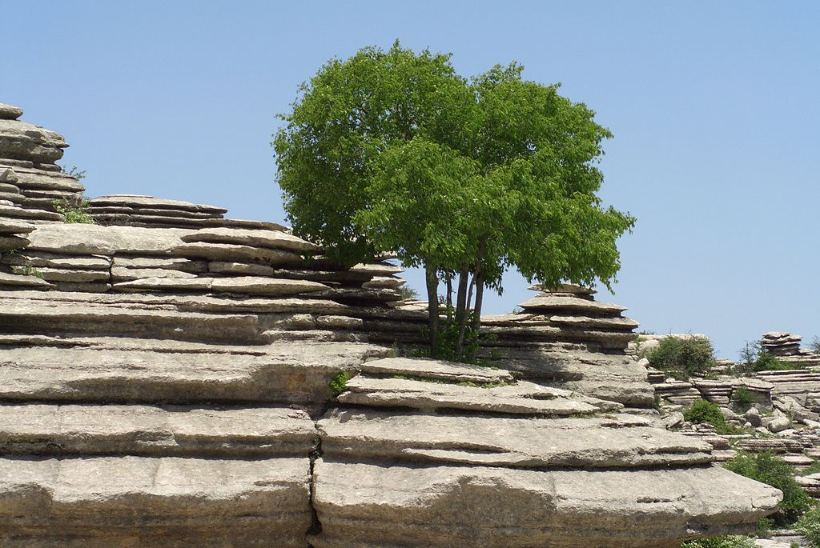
<box><xmin>724</xmin><ymin>451</ymin><xmax>811</xmax><ymax>525</ymax></box>
<box><xmin>737</xmin><ymin>341</ymin><xmax>800</xmax><ymax>373</ymax></box>
<box><xmin>732</xmin><ymin>386</ymin><xmax>754</xmax><ymax>411</ymax></box>
<box><xmin>53</xmin><ymin>196</ymin><xmax>94</xmax><ymax>224</ymax></box>
<box><xmin>60</xmin><ymin>165</ymin><xmax>87</xmax><ymax>180</ymax></box>
<box><xmin>796</xmin><ymin>506</ymin><xmax>820</xmax><ymax>547</ymax></box>
<box><xmin>647</xmin><ymin>336</ymin><xmax>715</xmax><ymax>379</ymax></box>
<box><xmin>398</xmin><ymin>285</ymin><xmax>419</xmax><ymax>300</ymax></box>
<box><xmin>328</xmin><ymin>371</ymin><xmax>351</xmax><ymax>396</ymax></box>
<box><xmin>274</xmin><ymin>41</ymin><xmax>635</xmax><ymax>361</ymax></box>
<box><xmin>683</xmin><ymin>399</ymin><xmax>741</xmax><ymax>435</ymax></box>
<box><xmin>680</xmin><ymin>536</ymin><xmax>755</xmax><ymax>548</ymax></box>
<box><xmin>10</xmin><ymin>264</ymin><xmax>43</xmax><ymax>278</ymax></box>
<box><xmin>432</xmin><ymin>306</ymin><xmax>481</xmax><ymax>363</ymax></box>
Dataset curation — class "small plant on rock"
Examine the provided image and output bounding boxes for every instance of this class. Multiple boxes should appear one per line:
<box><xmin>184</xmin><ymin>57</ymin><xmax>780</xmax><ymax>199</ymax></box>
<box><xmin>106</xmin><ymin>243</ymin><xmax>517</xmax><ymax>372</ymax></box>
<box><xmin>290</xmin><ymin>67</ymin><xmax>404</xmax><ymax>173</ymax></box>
<box><xmin>723</xmin><ymin>451</ymin><xmax>811</xmax><ymax>525</ymax></box>
<box><xmin>53</xmin><ymin>196</ymin><xmax>94</xmax><ymax>224</ymax></box>
<box><xmin>683</xmin><ymin>399</ymin><xmax>741</xmax><ymax>435</ymax></box>
<box><xmin>328</xmin><ymin>371</ymin><xmax>351</xmax><ymax>396</ymax></box>
<box><xmin>732</xmin><ymin>386</ymin><xmax>754</xmax><ymax>412</ymax></box>
<box><xmin>811</xmin><ymin>336</ymin><xmax>820</xmax><ymax>355</ymax></box>
<box><xmin>647</xmin><ymin>336</ymin><xmax>715</xmax><ymax>380</ymax></box>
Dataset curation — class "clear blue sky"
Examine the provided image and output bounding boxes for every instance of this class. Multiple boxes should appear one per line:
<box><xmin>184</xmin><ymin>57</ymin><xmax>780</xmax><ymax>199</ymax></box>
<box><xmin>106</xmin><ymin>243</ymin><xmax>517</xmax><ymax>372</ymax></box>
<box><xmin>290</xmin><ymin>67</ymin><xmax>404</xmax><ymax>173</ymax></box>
<box><xmin>3</xmin><ymin>1</ymin><xmax>818</xmax><ymax>359</ymax></box>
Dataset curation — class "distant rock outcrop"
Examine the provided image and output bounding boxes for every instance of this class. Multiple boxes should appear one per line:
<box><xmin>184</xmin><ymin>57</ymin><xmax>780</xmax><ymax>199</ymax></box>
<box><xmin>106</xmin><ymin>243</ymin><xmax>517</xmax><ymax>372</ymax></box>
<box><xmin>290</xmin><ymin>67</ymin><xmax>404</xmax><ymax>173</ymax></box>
<box><xmin>0</xmin><ymin>103</ymin><xmax>782</xmax><ymax>547</ymax></box>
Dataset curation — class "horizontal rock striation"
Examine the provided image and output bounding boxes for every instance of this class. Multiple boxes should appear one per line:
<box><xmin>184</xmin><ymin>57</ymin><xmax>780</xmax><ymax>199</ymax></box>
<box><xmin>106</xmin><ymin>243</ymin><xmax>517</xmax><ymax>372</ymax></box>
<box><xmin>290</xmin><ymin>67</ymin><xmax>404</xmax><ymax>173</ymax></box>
<box><xmin>0</xmin><ymin>103</ymin><xmax>782</xmax><ymax>546</ymax></box>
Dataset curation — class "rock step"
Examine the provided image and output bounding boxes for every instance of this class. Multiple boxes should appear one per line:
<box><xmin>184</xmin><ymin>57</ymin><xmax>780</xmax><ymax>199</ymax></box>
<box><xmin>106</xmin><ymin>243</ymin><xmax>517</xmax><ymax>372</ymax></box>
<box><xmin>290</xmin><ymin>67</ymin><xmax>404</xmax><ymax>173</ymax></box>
<box><xmin>361</xmin><ymin>356</ymin><xmax>514</xmax><ymax>384</ymax></box>
<box><xmin>89</xmin><ymin>194</ymin><xmax>227</xmax><ymax>215</ymax></box>
<box><xmin>0</xmin><ymin>456</ymin><xmax>310</xmax><ymax>547</ymax></box>
<box><xmin>310</xmin><ymin>460</ymin><xmax>782</xmax><ymax>548</ymax></box>
<box><xmin>519</xmin><ymin>295</ymin><xmax>627</xmax><ymax>316</ymax></box>
<box><xmin>0</xmin><ymin>343</ymin><xmax>383</xmax><ymax>404</ymax></box>
<box><xmin>339</xmin><ymin>375</ymin><xmax>621</xmax><ymax>416</ymax></box>
<box><xmin>0</xmin><ymin>298</ymin><xmax>262</xmax><ymax>343</ymax></box>
<box><xmin>318</xmin><ymin>409</ymin><xmax>714</xmax><ymax>468</ymax></box>
<box><xmin>0</xmin><ymin>404</ymin><xmax>315</xmax><ymax>457</ymax></box>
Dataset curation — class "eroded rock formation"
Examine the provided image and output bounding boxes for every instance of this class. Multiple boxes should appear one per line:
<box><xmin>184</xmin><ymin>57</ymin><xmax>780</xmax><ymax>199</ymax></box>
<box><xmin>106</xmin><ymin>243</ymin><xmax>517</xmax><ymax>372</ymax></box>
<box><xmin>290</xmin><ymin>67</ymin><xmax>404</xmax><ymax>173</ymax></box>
<box><xmin>0</xmin><ymin>103</ymin><xmax>782</xmax><ymax>546</ymax></box>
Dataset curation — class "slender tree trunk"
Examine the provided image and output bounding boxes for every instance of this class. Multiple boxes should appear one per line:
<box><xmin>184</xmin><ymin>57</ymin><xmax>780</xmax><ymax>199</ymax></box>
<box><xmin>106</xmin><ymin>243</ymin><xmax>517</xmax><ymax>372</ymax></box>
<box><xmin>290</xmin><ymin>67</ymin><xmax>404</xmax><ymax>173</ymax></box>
<box><xmin>456</xmin><ymin>273</ymin><xmax>476</xmax><ymax>360</ymax></box>
<box><xmin>425</xmin><ymin>264</ymin><xmax>439</xmax><ymax>354</ymax></box>
<box><xmin>445</xmin><ymin>272</ymin><xmax>453</xmax><ymax>309</ymax></box>
<box><xmin>470</xmin><ymin>239</ymin><xmax>487</xmax><ymax>348</ymax></box>
<box><xmin>454</xmin><ymin>266</ymin><xmax>469</xmax><ymax>327</ymax></box>
<box><xmin>471</xmin><ymin>272</ymin><xmax>485</xmax><ymax>335</ymax></box>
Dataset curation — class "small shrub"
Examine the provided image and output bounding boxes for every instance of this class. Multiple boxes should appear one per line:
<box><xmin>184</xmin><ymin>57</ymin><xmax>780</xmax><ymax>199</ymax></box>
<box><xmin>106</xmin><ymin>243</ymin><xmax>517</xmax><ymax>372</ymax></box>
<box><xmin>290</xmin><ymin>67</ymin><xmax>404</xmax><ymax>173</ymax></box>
<box><xmin>53</xmin><ymin>196</ymin><xmax>94</xmax><ymax>224</ymax></box>
<box><xmin>328</xmin><ymin>371</ymin><xmax>351</xmax><ymax>396</ymax></box>
<box><xmin>811</xmin><ymin>336</ymin><xmax>820</xmax><ymax>355</ymax></box>
<box><xmin>724</xmin><ymin>451</ymin><xmax>811</xmax><ymax>525</ymax></box>
<box><xmin>647</xmin><ymin>336</ymin><xmax>715</xmax><ymax>379</ymax></box>
<box><xmin>797</xmin><ymin>506</ymin><xmax>820</xmax><ymax>547</ymax></box>
<box><xmin>683</xmin><ymin>399</ymin><xmax>741</xmax><ymax>435</ymax></box>
<box><xmin>737</xmin><ymin>341</ymin><xmax>800</xmax><ymax>373</ymax></box>
<box><xmin>799</xmin><ymin>460</ymin><xmax>820</xmax><ymax>476</ymax></box>
<box><xmin>398</xmin><ymin>285</ymin><xmax>419</xmax><ymax>300</ymax></box>
<box><xmin>10</xmin><ymin>264</ymin><xmax>43</xmax><ymax>279</ymax></box>
<box><xmin>680</xmin><ymin>536</ymin><xmax>755</xmax><ymax>548</ymax></box>
<box><xmin>732</xmin><ymin>386</ymin><xmax>754</xmax><ymax>411</ymax></box>
<box><xmin>60</xmin><ymin>165</ymin><xmax>87</xmax><ymax>180</ymax></box>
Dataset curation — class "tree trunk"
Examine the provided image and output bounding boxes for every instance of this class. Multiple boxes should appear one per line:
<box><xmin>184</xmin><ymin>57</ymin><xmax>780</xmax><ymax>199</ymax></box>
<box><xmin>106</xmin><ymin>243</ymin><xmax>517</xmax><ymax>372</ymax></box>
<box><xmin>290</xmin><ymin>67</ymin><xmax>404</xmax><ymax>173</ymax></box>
<box><xmin>471</xmin><ymin>272</ymin><xmax>485</xmax><ymax>335</ymax></box>
<box><xmin>454</xmin><ymin>266</ymin><xmax>469</xmax><ymax>327</ymax></box>
<box><xmin>456</xmin><ymin>273</ymin><xmax>476</xmax><ymax>360</ymax></box>
<box><xmin>425</xmin><ymin>264</ymin><xmax>439</xmax><ymax>354</ymax></box>
<box><xmin>445</xmin><ymin>272</ymin><xmax>453</xmax><ymax>309</ymax></box>
<box><xmin>470</xmin><ymin>239</ymin><xmax>487</xmax><ymax>347</ymax></box>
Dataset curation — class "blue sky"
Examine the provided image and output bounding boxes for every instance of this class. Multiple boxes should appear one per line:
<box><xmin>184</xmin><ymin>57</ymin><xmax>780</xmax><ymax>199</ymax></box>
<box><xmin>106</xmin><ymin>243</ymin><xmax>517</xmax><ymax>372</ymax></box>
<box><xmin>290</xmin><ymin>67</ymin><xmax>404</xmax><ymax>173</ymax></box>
<box><xmin>3</xmin><ymin>1</ymin><xmax>818</xmax><ymax>358</ymax></box>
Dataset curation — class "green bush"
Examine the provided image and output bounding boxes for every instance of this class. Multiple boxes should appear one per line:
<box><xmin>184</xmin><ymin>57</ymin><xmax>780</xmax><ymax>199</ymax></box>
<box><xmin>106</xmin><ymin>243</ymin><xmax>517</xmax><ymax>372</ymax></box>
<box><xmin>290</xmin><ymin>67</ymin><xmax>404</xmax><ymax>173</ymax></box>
<box><xmin>796</xmin><ymin>506</ymin><xmax>820</xmax><ymax>547</ymax></box>
<box><xmin>328</xmin><ymin>371</ymin><xmax>351</xmax><ymax>396</ymax></box>
<box><xmin>738</xmin><ymin>341</ymin><xmax>800</xmax><ymax>373</ymax></box>
<box><xmin>683</xmin><ymin>399</ymin><xmax>741</xmax><ymax>435</ymax></box>
<box><xmin>723</xmin><ymin>451</ymin><xmax>811</xmax><ymax>525</ymax></box>
<box><xmin>53</xmin><ymin>197</ymin><xmax>94</xmax><ymax>224</ymax></box>
<box><xmin>647</xmin><ymin>336</ymin><xmax>715</xmax><ymax>379</ymax></box>
<box><xmin>732</xmin><ymin>386</ymin><xmax>754</xmax><ymax>411</ymax></box>
<box><xmin>680</xmin><ymin>535</ymin><xmax>755</xmax><ymax>548</ymax></box>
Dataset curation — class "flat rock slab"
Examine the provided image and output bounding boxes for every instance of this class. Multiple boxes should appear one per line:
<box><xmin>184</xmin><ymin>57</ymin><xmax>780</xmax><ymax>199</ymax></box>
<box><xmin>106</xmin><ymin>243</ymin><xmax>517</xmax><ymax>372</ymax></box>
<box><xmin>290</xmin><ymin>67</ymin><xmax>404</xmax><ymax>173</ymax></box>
<box><xmin>0</xmin><ymin>103</ymin><xmax>23</xmax><ymax>120</ymax></box>
<box><xmin>311</xmin><ymin>460</ymin><xmax>781</xmax><ymax>548</ymax></box>
<box><xmin>0</xmin><ymin>271</ymin><xmax>53</xmax><ymax>288</ymax></box>
<box><xmin>27</xmin><ymin>223</ymin><xmax>193</xmax><ymax>255</ymax></box>
<box><xmin>0</xmin><ymin>456</ymin><xmax>310</xmax><ymax>546</ymax></box>
<box><xmin>0</xmin><ymin>343</ymin><xmax>382</xmax><ymax>404</ymax></box>
<box><xmin>0</xmin><ymin>297</ymin><xmax>261</xmax><ymax>343</ymax></box>
<box><xmin>0</xmin><ymin>404</ymin><xmax>316</xmax><ymax>456</ymax></box>
<box><xmin>0</xmin><ymin>218</ymin><xmax>33</xmax><ymax>234</ymax></box>
<box><xmin>318</xmin><ymin>410</ymin><xmax>714</xmax><ymax>468</ymax></box>
<box><xmin>339</xmin><ymin>376</ymin><xmax>620</xmax><ymax>415</ymax></box>
<box><xmin>90</xmin><ymin>194</ymin><xmax>228</xmax><ymax>214</ymax></box>
<box><xmin>0</xmin><ymin>119</ymin><xmax>67</xmax><ymax>163</ymax></box>
<box><xmin>0</xmin><ymin>204</ymin><xmax>63</xmax><ymax>221</ymax></box>
<box><xmin>2</xmin><ymin>251</ymin><xmax>110</xmax><ymax>270</ymax></box>
<box><xmin>6</xmin><ymin>165</ymin><xmax>84</xmax><ymax>192</ymax></box>
<box><xmin>519</xmin><ymin>295</ymin><xmax>627</xmax><ymax>315</ymax></box>
<box><xmin>172</xmin><ymin>242</ymin><xmax>303</xmax><ymax>264</ymax></box>
<box><xmin>182</xmin><ymin>227</ymin><xmax>320</xmax><ymax>252</ymax></box>
<box><xmin>113</xmin><ymin>275</ymin><xmax>330</xmax><ymax>296</ymax></box>
<box><xmin>361</xmin><ymin>357</ymin><xmax>515</xmax><ymax>384</ymax></box>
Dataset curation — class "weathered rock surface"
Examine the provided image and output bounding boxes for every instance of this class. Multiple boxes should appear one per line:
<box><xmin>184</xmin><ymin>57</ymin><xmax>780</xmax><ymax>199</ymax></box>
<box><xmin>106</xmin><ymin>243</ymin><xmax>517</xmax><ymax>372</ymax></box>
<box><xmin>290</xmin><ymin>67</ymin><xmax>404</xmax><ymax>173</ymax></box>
<box><xmin>0</xmin><ymin>104</ymin><xmax>782</xmax><ymax>546</ymax></box>
<box><xmin>0</xmin><ymin>456</ymin><xmax>311</xmax><ymax>547</ymax></box>
<box><xmin>311</xmin><ymin>461</ymin><xmax>780</xmax><ymax>548</ymax></box>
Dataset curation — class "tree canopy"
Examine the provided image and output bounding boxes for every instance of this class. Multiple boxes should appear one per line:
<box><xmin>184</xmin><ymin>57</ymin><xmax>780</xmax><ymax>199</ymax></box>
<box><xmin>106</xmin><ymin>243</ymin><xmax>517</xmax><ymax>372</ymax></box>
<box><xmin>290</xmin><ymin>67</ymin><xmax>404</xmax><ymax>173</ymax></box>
<box><xmin>274</xmin><ymin>42</ymin><xmax>635</xmax><ymax>360</ymax></box>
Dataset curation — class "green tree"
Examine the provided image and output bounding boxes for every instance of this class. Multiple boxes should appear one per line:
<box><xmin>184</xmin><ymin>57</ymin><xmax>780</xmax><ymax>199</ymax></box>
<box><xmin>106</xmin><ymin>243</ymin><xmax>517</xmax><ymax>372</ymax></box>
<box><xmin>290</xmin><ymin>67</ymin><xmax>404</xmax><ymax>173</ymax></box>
<box><xmin>274</xmin><ymin>42</ymin><xmax>635</xmax><ymax>359</ymax></box>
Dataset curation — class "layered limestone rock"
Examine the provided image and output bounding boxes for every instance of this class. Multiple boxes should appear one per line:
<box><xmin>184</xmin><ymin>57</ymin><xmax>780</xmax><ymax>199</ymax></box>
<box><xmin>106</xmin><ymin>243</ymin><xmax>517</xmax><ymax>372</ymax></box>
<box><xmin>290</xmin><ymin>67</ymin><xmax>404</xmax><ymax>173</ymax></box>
<box><xmin>761</xmin><ymin>331</ymin><xmax>820</xmax><ymax>367</ymax></box>
<box><xmin>0</xmin><ymin>103</ymin><xmax>783</xmax><ymax>546</ymax></box>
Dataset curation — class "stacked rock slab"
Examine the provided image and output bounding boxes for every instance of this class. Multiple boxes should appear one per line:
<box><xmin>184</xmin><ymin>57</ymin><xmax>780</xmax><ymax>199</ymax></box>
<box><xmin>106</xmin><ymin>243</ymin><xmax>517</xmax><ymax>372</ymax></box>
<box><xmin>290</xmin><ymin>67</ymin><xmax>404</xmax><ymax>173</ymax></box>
<box><xmin>761</xmin><ymin>331</ymin><xmax>820</xmax><ymax>367</ymax></box>
<box><xmin>0</xmin><ymin>103</ymin><xmax>85</xmax><ymax>214</ymax></box>
<box><xmin>0</xmin><ymin>104</ymin><xmax>782</xmax><ymax>546</ymax></box>
<box><xmin>478</xmin><ymin>284</ymin><xmax>653</xmax><ymax>407</ymax></box>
